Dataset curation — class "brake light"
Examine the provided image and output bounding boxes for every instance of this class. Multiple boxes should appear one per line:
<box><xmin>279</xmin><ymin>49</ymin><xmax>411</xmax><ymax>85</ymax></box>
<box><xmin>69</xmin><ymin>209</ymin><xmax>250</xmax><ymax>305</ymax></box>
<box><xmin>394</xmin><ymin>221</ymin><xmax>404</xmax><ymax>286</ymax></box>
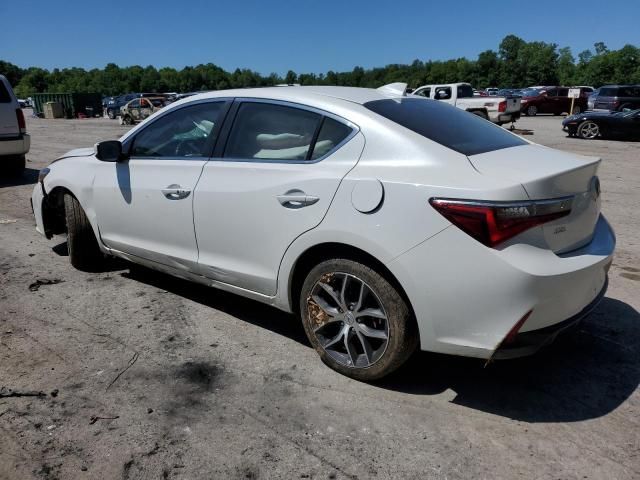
<box><xmin>498</xmin><ymin>101</ymin><xmax>507</xmax><ymax>112</ymax></box>
<box><xmin>429</xmin><ymin>197</ymin><xmax>572</xmax><ymax>248</ymax></box>
<box><xmin>16</xmin><ymin>108</ymin><xmax>26</xmax><ymax>134</ymax></box>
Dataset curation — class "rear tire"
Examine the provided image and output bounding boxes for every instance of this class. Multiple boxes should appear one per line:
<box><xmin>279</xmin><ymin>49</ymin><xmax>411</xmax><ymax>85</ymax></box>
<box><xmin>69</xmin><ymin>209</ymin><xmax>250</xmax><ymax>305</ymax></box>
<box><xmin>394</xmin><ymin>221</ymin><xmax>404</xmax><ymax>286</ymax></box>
<box><xmin>572</xmin><ymin>105</ymin><xmax>582</xmax><ymax>114</ymax></box>
<box><xmin>107</xmin><ymin>109</ymin><xmax>116</xmax><ymax>119</ymax></box>
<box><xmin>64</xmin><ymin>194</ymin><xmax>105</xmax><ymax>272</ymax></box>
<box><xmin>471</xmin><ymin>110</ymin><xmax>489</xmax><ymax>120</ymax></box>
<box><xmin>4</xmin><ymin>155</ymin><xmax>25</xmax><ymax>176</ymax></box>
<box><xmin>300</xmin><ymin>259</ymin><xmax>418</xmax><ymax>381</ymax></box>
<box><xmin>122</xmin><ymin>115</ymin><xmax>133</xmax><ymax>125</ymax></box>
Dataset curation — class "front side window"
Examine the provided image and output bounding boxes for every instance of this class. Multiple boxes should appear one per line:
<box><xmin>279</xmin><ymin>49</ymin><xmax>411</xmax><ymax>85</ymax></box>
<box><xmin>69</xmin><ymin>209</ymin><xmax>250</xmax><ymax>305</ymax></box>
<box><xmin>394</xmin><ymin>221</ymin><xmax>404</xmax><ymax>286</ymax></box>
<box><xmin>545</xmin><ymin>88</ymin><xmax>558</xmax><ymax>97</ymax></box>
<box><xmin>414</xmin><ymin>88</ymin><xmax>430</xmax><ymax>98</ymax></box>
<box><xmin>130</xmin><ymin>101</ymin><xmax>224</xmax><ymax>158</ymax></box>
<box><xmin>128</xmin><ymin>99</ymin><xmax>140</xmax><ymax>108</ymax></box>
<box><xmin>364</xmin><ymin>97</ymin><xmax>527</xmax><ymax>156</ymax></box>
<box><xmin>224</xmin><ymin>102</ymin><xmax>321</xmax><ymax>160</ymax></box>
<box><xmin>557</xmin><ymin>88</ymin><xmax>569</xmax><ymax>97</ymax></box>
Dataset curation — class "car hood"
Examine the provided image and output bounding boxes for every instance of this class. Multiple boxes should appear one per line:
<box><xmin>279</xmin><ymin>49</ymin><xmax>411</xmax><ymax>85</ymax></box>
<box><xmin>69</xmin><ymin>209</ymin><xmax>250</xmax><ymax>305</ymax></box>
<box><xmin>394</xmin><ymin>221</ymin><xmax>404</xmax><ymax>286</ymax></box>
<box><xmin>562</xmin><ymin>111</ymin><xmax>622</xmax><ymax>124</ymax></box>
<box><xmin>49</xmin><ymin>147</ymin><xmax>95</xmax><ymax>164</ymax></box>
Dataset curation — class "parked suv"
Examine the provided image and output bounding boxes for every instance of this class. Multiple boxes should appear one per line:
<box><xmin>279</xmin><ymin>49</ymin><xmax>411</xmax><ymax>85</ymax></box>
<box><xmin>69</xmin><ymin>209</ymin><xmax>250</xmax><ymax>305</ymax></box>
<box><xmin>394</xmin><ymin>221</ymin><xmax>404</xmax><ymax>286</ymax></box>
<box><xmin>0</xmin><ymin>75</ymin><xmax>30</xmax><ymax>175</ymax></box>
<box><xmin>591</xmin><ymin>85</ymin><xmax>640</xmax><ymax>112</ymax></box>
<box><xmin>520</xmin><ymin>87</ymin><xmax>590</xmax><ymax>116</ymax></box>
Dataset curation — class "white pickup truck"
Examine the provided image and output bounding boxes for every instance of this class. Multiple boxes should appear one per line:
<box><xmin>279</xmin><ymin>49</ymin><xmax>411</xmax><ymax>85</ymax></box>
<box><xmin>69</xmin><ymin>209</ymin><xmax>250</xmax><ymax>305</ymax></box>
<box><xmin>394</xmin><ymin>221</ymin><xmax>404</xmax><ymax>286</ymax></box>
<box><xmin>412</xmin><ymin>83</ymin><xmax>521</xmax><ymax>125</ymax></box>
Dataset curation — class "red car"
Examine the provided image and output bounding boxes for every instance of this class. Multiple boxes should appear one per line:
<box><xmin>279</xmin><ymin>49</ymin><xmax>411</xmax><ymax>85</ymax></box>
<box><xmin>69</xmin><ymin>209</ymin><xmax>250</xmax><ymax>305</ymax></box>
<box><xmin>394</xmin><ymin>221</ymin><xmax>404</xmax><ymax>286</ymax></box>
<box><xmin>520</xmin><ymin>87</ymin><xmax>592</xmax><ymax>116</ymax></box>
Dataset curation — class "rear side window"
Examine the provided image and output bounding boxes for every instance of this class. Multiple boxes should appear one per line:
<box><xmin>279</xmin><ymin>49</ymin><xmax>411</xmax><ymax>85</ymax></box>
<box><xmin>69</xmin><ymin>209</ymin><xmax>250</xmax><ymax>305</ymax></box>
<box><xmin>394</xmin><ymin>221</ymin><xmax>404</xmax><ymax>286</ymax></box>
<box><xmin>457</xmin><ymin>85</ymin><xmax>474</xmax><ymax>98</ymax></box>
<box><xmin>225</xmin><ymin>103</ymin><xmax>322</xmax><ymax>161</ymax></box>
<box><xmin>310</xmin><ymin>117</ymin><xmax>353</xmax><ymax>160</ymax></box>
<box><xmin>0</xmin><ymin>81</ymin><xmax>11</xmax><ymax>103</ymax></box>
<box><xmin>365</xmin><ymin>98</ymin><xmax>527</xmax><ymax>156</ymax></box>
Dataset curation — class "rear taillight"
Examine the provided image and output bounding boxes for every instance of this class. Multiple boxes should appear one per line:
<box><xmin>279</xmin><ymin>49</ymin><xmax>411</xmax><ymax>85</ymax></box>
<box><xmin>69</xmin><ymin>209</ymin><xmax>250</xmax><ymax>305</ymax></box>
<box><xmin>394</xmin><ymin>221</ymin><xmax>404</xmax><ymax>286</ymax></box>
<box><xmin>429</xmin><ymin>197</ymin><xmax>573</xmax><ymax>248</ymax></box>
<box><xmin>16</xmin><ymin>108</ymin><xmax>26</xmax><ymax>134</ymax></box>
<box><xmin>498</xmin><ymin>100</ymin><xmax>507</xmax><ymax>112</ymax></box>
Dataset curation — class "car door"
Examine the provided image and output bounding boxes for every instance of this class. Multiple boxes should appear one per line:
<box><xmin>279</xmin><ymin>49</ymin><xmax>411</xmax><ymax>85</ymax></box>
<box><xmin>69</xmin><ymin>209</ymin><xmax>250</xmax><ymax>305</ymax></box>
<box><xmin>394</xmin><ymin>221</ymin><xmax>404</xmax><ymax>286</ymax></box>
<box><xmin>557</xmin><ymin>87</ymin><xmax>570</xmax><ymax>113</ymax></box>
<box><xmin>139</xmin><ymin>98</ymin><xmax>154</xmax><ymax>120</ymax></box>
<box><xmin>540</xmin><ymin>88</ymin><xmax>557</xmax><ymax>113</ymax></box>
<box><xmin>193</xmin><ymin>99</ymin><xmax>364</xmax><ymax>296</ymax></box>
<box><xmin>92</xmin><ymin>100</ymin><xmax>230</xmax><ymax>270</ymax></box>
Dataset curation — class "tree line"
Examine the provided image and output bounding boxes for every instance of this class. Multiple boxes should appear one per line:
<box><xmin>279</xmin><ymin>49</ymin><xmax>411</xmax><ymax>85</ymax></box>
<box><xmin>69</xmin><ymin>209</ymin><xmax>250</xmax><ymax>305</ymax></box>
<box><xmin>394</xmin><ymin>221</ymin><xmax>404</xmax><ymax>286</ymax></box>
<box><xmin>2</xmin><ymin>35</ymin><xmax>639</xmax><ymax>98</ymax></box>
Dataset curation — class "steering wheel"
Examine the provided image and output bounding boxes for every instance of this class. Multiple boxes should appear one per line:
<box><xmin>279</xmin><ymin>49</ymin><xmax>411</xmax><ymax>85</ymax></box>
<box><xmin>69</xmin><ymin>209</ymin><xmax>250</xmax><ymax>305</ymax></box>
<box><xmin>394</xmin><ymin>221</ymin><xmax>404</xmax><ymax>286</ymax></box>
<box><xmin>175</xmin><ymin>139</ymin><xmax>202</xmax><ymax>157</ymax></box>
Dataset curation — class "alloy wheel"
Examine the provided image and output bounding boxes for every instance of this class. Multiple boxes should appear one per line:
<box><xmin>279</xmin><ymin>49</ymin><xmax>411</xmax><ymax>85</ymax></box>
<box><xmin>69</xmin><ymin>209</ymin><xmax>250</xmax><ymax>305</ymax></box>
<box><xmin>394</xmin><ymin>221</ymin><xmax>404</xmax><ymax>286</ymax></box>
<box><xmin>306</xmin><ymin>272</ymin><xmax>389</xmax><ymax>368</ymax></box>
<box><xmin>579</xmin><ymin>121</ymin><xmax>600</xmax><ymax>139</ymax></box>
<box><xmin>527</xmin><ymin>105</ymin><xmax>538</xmax><ymax>116</ymax></box>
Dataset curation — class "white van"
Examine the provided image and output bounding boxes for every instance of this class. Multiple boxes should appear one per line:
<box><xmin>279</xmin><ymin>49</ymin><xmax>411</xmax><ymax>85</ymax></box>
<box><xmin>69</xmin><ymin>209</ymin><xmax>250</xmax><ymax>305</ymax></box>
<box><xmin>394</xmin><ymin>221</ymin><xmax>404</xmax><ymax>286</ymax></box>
<box><xmin>0</xmin><ymin>75</ymin><xmax>30</xmax><ymax>174</ymax></box>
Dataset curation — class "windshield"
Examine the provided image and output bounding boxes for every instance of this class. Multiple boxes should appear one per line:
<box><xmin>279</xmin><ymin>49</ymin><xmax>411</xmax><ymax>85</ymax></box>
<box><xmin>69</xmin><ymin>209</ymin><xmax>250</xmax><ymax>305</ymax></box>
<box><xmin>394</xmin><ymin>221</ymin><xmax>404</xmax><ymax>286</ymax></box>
<box><xmin>522</xmin><ymin>89</ymin><xmax>541</xmax><ymax>97</ymax></box>
<box><xmin>365</xmin><ymin>97</ymin><xmax>527</xmax><ymax>156</ymax></box>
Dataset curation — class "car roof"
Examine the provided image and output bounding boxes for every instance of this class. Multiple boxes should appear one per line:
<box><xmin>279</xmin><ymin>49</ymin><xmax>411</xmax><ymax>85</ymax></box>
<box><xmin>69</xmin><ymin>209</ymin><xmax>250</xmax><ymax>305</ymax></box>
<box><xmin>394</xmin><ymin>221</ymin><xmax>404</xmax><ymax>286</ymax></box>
<box><xmin>184</xmin><ymin>85</ymin><xmax>405</xmax><ymax>106</ymax></box>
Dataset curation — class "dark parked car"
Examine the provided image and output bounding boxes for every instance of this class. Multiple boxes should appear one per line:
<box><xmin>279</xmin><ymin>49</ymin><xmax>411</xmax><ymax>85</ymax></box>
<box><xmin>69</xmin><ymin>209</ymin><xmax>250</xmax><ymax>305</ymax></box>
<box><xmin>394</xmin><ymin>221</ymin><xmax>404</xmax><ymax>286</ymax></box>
<box><xmin>520</xmin><ymin>86</ymin><xmax>591</xmax><ymax>116</ymax></box>
<box><xmin>562</xmin><ymin>108</ymin><xmax>640</xmax><ymax>139</ymax></box>
<box><xmin>590</xmin><ymin>85</ymin><xmax>640</xmax><ymax>112</ymax></box>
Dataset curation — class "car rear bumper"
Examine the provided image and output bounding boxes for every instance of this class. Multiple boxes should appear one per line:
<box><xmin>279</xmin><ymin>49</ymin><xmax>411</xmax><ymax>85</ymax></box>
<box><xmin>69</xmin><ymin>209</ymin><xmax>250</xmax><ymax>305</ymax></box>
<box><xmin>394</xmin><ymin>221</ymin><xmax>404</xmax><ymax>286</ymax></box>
<box><xmin>0</xmin><ymin>133</ymin><xmax>30</xmax><ymax>156</ymax></box>
<box><xmin>386</xmin><ymin>214</ymin><xmax>615</xmax><ymax>359</ymax></box>
<box><xmin>494</xmin><ymin>112</ymin><xmax>520</xmax><ymax>123</ymax></box>
<box><xmin>491</xmin><ymin>276</ymin><xmax>607</xmax><ymax>359</ymax></box>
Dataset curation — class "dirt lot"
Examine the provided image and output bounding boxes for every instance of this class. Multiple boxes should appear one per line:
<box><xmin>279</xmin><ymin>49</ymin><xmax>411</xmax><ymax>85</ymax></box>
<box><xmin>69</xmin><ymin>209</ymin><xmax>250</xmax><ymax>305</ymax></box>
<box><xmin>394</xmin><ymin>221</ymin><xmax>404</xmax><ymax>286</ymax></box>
<box><xmin>1</xmin><ymin>112</ymin><xmax>639</xmax><ymax>480</ymax></box>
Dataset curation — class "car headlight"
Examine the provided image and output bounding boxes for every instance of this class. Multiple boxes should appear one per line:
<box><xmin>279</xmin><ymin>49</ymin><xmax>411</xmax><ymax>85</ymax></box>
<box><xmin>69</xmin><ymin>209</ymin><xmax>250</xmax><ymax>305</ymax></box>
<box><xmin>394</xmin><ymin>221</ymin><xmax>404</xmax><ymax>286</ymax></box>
<box><xmin>38</xmin><ymin>168</ymin><xmax>50</xmax><ymax>183</ymax></box>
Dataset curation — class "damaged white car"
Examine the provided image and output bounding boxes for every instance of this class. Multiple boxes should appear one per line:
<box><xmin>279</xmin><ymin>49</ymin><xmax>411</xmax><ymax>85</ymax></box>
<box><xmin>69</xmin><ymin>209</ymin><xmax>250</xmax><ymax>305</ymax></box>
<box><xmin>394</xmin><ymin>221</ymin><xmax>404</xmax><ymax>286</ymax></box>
<box><xmin>32</xmin><ymin>83</ymin><xmax>615</xmax><ymax>380</ymax></box>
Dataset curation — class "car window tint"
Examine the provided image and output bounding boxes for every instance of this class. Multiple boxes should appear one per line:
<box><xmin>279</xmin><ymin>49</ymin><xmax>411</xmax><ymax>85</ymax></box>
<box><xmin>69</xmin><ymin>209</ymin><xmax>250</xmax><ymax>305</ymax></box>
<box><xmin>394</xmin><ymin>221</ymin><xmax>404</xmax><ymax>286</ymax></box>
<box><xmin>224</xmin><ymin>103</ymin><xmax>321</xmax><ymax>161</ymax></box>
<box><xmin>599</xmin><ymin>87</ymin><xmax>617</xmax><ymax>96</ymax></box>
<box><xmin>0</xmin><ymin>81</ymin><xmax>11</xmax><ymax>103</ymax></box>
<box><xmin>129</xmin><ymin>99</ymin><xmax>140</xmax><ymax>108</ymax></box>
<box><xmin>414</xmin><ymin>88</ymin><xmax>430</xmax><ymax>98</ymax></box>
<box><xmin>364</xmin><ymin>97</ymin><xmax>527</xmax><ymax>156</ymax></box>
<box><xmin>546</xmin><ymin>88</ymin><xmax>558</xmax><ymax>96</ymax></box>
<box><xmin>131</xmin><ymin>102</ymin><xmax>224</xmax><ymax>158</ymax></box>
<box><xmin>557</xmin><ymin>88</ymin><xmax>569</xmax><ymax>96</ymax></box>
<box><xmin>310</xmin><ymin>117</ymin><xmax>353</xmax><ymax>160</ymax></box>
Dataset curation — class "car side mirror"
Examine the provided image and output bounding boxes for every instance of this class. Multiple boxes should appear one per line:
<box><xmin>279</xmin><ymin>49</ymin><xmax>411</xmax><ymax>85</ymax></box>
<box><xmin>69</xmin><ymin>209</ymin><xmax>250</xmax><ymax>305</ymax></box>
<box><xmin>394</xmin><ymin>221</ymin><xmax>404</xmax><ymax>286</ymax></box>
<box><xmin>95</xmin><ymin>140</ymin><xmax>124</xmax><ymax>162</ymax></box>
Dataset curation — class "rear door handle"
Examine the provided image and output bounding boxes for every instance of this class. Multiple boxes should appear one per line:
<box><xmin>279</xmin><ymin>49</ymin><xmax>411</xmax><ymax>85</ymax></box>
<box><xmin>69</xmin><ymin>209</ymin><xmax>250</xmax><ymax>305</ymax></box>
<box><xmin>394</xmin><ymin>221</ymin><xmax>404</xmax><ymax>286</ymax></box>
<box><xmin>277</xmin><ymin>190</ymin><xmax>319</xmax><ymax>209</ymax></box>
<box><xmin>162</xmin><ymin>184</ymin><xmax>191</xmax><ymax>200</ymax></box>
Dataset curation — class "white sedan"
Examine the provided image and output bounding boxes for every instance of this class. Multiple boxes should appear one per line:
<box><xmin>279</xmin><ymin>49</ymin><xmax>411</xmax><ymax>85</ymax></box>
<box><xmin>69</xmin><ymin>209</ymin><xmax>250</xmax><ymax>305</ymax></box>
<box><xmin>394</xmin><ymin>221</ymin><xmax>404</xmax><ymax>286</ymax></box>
<box><xmin>32</xmin><ymin>83</ymin><xmax>615</xmax><ymax>380</ymax></box>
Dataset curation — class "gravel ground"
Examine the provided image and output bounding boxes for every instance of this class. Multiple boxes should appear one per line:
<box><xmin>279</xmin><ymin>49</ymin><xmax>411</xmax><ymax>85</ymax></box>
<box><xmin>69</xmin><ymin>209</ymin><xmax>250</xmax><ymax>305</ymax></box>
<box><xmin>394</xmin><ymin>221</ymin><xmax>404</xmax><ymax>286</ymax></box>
<box><xmin>0</xmin><ymin>112</ymin><xmax>638</xmax><ymax>480</ymax></box>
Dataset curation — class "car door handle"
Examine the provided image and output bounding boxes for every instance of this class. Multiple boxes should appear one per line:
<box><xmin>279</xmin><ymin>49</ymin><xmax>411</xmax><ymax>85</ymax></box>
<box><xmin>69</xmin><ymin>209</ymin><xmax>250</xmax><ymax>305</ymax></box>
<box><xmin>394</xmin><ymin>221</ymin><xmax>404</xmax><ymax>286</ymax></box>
<box><xmin>162</xmin><ymin>184</ymin><xmax>191</xmax><ymax>200</ymax></box>
<box><xmin>277</xmin><ymin>191</ymin><xmax>319</xmax><ymax>209</ymax></box>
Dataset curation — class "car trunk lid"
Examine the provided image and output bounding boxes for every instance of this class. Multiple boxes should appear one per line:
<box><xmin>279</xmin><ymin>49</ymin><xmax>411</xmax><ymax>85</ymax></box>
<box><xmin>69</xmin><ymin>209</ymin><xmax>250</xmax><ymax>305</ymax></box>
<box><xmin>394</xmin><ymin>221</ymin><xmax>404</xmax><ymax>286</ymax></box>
<box><xmin>468</xmin><ymin>144</ymin><xmax>601</xmax><ymax>253</ymax></box>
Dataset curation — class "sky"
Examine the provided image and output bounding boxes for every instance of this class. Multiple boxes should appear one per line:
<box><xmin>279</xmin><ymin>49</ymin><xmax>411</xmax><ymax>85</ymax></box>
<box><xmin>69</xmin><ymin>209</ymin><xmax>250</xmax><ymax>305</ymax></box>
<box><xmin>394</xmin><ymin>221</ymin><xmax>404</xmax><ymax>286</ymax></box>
<box><xmin>1</xmin><ymin>0</ymin><xmax>638</xmax><ymax>75</ymax></box>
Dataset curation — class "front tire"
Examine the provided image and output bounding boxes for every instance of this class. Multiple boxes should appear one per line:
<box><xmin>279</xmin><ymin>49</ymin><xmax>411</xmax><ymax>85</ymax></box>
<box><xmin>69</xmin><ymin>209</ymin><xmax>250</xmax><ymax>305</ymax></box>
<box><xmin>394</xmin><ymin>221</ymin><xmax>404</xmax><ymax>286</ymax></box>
<box><xmin>526</xmin><ymin>105</ymin><xmax>538</xmax><ymax>116</ymax></box>
<box><xmin>107</xmin><ymin>109</ymin><xmax>116</xmax><ymax>119</ymax></box>
<box><xmin>64</xmin><ymin>194</ymin><xmax>105</xmax><ymax>272</ymax></box>
<box><xmin>300</xmin><ymin>259</ymin><xmax>418</xmax><ymax>381</ymax></box>
<box><xmin>577</xmin><ymin>120</ymin><xmax>600</xmax><ymax>139</ymax></box>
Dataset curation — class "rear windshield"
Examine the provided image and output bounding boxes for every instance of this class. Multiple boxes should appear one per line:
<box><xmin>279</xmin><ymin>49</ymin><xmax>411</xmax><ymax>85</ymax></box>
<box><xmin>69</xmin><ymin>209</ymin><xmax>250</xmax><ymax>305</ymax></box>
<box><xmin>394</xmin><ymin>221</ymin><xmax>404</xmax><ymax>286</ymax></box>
<box><xmin>599</xmin><ymin>87</ymin><xmax>618</xmax><ymax>96</ymax></box>
<box><xmin>364</xmin><ymin>97</ymin><xmax>527</xmax><ymax>156</ymax></box>
<box><xmin>0</xmin><ymin>81</ymin><xmax>11</xmax><ymax>103</ymax></box>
